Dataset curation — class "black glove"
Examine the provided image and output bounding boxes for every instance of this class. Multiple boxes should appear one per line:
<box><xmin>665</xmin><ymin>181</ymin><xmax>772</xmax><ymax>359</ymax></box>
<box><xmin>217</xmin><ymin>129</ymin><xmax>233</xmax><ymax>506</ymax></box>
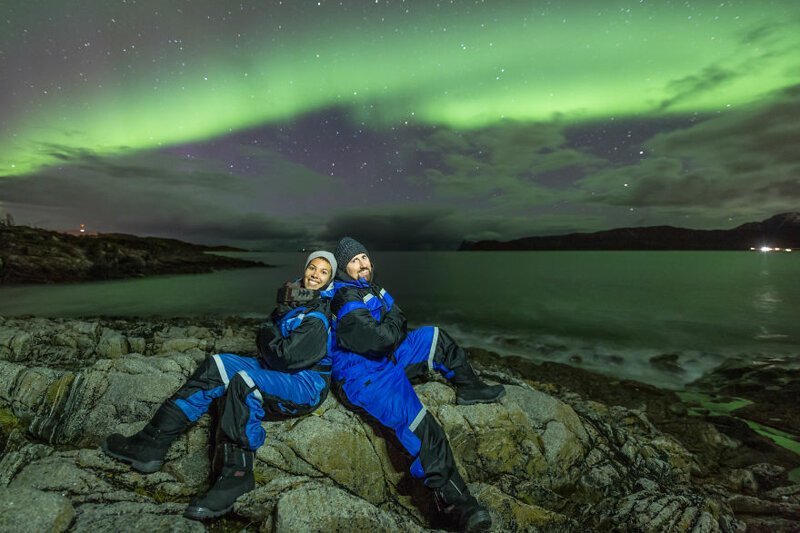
<box><xmin>276</xmin><ymin>281</ymin><xmax>318</xmax><ymax>305</ymax></box>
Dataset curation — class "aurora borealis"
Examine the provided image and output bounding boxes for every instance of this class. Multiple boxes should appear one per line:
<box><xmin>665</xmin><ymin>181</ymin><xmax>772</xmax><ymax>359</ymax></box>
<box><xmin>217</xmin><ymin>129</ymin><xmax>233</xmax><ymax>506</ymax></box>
<box><xmin>2</xmin><ymin>1</ymin><xmax>800</xmax><ymax>249</ymax></box>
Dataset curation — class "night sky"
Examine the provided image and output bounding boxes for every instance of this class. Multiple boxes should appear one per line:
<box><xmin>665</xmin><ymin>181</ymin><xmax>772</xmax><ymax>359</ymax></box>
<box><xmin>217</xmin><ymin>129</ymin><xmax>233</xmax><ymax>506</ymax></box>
<box><xmin>1</xmin><ymin>1</ymin><xmax>799</xmax><ymax>250</ymax></box>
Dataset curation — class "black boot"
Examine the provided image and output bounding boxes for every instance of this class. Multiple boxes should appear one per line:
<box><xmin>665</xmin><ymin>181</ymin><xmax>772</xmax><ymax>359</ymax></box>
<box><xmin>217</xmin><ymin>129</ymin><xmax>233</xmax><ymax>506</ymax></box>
<box><xmin>452</xmin><ymin>364</ymin><xmax>505</xmax><ymax>406</ymax></box>
<box><xmin>435</xmin><ymin>477</ymin><xmax>492</xmax><ymax>533</ymax></box>
<box><xmin>101</xmin><ymin>400</ymin><xmax>191</xmax><ymax>473</ymax></box>
<box><xmin>184</xmin><ymin>442</ymin><xmax>255</xmax><ymax>520</ymax></box>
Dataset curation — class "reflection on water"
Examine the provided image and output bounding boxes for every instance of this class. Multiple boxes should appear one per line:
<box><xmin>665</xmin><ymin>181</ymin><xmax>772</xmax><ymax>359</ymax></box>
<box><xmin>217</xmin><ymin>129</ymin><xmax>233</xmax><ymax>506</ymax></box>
<box><xmin>753</xmin><ymin>289</ymin><xmax>780</xmax><ymax>314</ymax></box>
<box><xmin>752</xmin><ymin>253</ymin><xmax>786</xmax><ymax>338</ymax></box>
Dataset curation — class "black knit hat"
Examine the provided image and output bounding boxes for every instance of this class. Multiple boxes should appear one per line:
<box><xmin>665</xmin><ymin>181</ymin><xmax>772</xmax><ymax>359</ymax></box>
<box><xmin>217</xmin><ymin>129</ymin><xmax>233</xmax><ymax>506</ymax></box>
<box><xmin>334</xmin><ymin>237</ymin><xmax>368</xmax><ymax>271</ymax></box>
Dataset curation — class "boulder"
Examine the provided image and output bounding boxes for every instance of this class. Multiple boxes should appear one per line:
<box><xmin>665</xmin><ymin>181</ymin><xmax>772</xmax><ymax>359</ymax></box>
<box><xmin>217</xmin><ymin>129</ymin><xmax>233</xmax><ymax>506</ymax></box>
<box><xmin>95</xmin><ymin>328</ymin><xmax>129</xmax><ymax>359</ymax></box>
<box><xmin>272</xmin><ymin>484</ymin><xmax>422</xmax><ymax>532</ymax></box>
<box><xmin>0</xmin><ymin>487</ymin><xmax>75</xmax><ymax>533</ymax></box>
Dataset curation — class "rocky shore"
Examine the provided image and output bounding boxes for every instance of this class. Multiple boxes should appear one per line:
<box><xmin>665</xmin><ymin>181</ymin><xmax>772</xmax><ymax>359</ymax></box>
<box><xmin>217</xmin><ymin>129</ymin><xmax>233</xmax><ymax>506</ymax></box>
<box><xmin>1</xmin><ymin>316</ymin><xmax>798</xmax><ymax>532</ymax></box>
<box><xmin>0</xmin><ymin>225</ymin><xmax>266</xmax><ymax>285</ymax></box>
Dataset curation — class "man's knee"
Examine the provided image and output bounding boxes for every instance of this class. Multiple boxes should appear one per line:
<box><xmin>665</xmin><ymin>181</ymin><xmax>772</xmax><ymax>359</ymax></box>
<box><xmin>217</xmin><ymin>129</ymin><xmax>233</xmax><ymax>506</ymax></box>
<box><xmin>436</xmin><ymin>328</ymin><xmax>459</xmax><ymax>350</ymax></box>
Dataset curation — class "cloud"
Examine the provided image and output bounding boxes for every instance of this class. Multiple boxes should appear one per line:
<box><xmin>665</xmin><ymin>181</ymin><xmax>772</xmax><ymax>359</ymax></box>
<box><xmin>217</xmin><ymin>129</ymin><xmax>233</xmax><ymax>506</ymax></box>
<box><xmin>407</xmin><ymin>122</ymin><xmax>605</xmax><ymax>207</ymax></box>
<box><xmin>659</xmin><ymin>65</ymin><xmax>738</xmax><ymax>111</ymax></box>
<box><xmin>318</xmin><ymin>208</ymin><xmax>461</xmax><ymax>250</ymax></box>
<box><xmin>577</xmin><ymin>84</ymin><xmax>800</xmax><ymax>220</ymax></box>
<box><xmin>0</xmin><ymin>145</ymin><xmax>318</xmax><ymax>247</ymax></box>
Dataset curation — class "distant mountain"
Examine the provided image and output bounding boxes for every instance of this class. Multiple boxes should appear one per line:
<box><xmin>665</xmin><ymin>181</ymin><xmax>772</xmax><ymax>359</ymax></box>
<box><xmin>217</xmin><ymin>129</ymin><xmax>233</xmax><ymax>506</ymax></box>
<box><xmin>0</xmin><ymin>225</ymin><xmax>266</xmax><ymax>285</ymax></box>
<box><xmin>459</xmin><ymin>213</ymin><xmax>800</xmax><ymax>251</ymax></box>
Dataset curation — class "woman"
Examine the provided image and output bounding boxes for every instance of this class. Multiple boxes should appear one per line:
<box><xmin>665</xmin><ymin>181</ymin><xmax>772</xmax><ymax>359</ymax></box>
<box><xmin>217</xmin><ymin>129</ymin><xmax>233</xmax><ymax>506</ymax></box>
<box><xmin>101</xmin><ymin>251</ymin><xmax>337</xmax><ymax>520</ymax></box>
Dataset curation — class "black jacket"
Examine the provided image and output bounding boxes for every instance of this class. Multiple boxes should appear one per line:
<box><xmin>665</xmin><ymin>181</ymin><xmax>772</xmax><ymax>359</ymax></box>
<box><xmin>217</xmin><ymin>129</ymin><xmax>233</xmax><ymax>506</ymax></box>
<box><xmin>330</xmin><ymin>277</ymin><xmax>407</xmax><ymax>360</ymax></box>
<box><xmin>256</xmin><ymin>298</ymin><xmax>331</xmax><ymax>372</ymax></box>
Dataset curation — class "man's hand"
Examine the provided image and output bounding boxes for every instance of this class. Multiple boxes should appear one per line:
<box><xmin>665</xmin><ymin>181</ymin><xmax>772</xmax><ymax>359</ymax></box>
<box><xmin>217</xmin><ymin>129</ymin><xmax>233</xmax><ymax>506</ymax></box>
<box><xmin>276</xmin><ymin>281</ymin><xmax>318</xmax><ymax>305</ymax></box>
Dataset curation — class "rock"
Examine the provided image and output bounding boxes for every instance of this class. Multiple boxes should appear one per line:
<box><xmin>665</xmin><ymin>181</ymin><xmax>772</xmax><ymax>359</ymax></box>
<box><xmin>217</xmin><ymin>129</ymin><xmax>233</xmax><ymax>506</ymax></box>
<box><xmin>691</xmin><ymin>357</ymin><xmax>800</xmax><ymax>436</ymax></box>
<box><xmin>127</xmin><ymin>337</ymin><xmax>146</xmax><ymax>354</ymax></box>
<box><xmin>0</xmin><ymin>432</ymin><xmax>53</xmax><ymax>486</ymax></box>
<box><xmin>472</xmin><ymin>483</ymin><xmax>574</xmax><ymax>531</ymax></box>
<box><xmin>95</xmin><ymin>328</ymin><xmax>129</xmax><ymax>359</ymax></box>
<box><xmin>256</xmin><ymin>398</ymin><xmax>389</xmax><ymax>505</ymax></box>
<box><xmin>0</xmin><ymin>318</ymin><xmax>759</xmax><ymax>532</ymax></box>
<box><xmin>71</xmin><ymin>502</ymin><xmax>203</xmax><ymax>533</ymax></box>
<box><xmin>272</xmin><ymin>484</ymin><xmax>420</xmax><ymax>532</ymax></box>
<box><xmin>765</xmin><ymin>483</ymin><xmax>800</xmax><ymax>504</ymax></box>
<box><xmin>726</xmin><ymin>469</ymin><xmax>758</xmax><ymax>494</ymax></box>
<box><xmin>0</xmin><ymin>487</ymin><xmax>75</xmax><ymax>533</ymax></box>
<box><xmin>0</xmin><ymin>330</ymin><xmax>31</xmax><ymax>362</ymax></box>
<box><xmin>729</xmin><ymin>494</ymin><xmax>800</xmax><ymax>520</ymax></box>
<box><xmin>159</xmin><ymin>337</ymin><xmax>207</xmax><ymax>354</ymax></box>
<box><xmin>0</xmin><ymin>224</ymin><xmax>266</xmax><ymax>285</ymax></box>
<box><xmin>650</xmin><ymin>353</ymin><xmax>685</xmax><ymax>374</ymax></box>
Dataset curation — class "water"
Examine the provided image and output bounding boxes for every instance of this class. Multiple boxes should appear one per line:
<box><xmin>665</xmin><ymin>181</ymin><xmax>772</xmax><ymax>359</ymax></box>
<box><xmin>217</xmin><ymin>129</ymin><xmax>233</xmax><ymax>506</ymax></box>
<box><xmin>1</xmin><ymin>251</ymin><xmax>798</xmax><ymax>388</ymax></box>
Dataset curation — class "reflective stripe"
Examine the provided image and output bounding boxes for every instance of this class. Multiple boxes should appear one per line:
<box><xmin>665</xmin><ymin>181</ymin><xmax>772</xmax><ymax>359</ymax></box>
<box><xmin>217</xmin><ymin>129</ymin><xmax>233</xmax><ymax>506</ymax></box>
<box><xmin>427</xmin><ymin>327</ymin><xmax>440</xmax><ymax>373</ymax></box>
<box><xmin>379</xmin><ymin>288</ymin><xmax>386</xmax><ymax>297</ymax></box>
<box><xmin>409</xmin><ymin>406</ymin><xmax>427</xmax><ymax>432</ymax></box>
<box><xmin>237</xmin><ymin>371</ymin><xmax>264</xmax><ymax>403</ymax></box>
<box><xmin>363</xmin><ymin>293</ymin><xmax>374</xmax><ymax>304</ymax></box>
<box><xmin>448</xmin><ymin>479</ymin><xmax>464</xmax><ymax>496</ymax></box>
<box><xmin>212</xmin><ymin>354</ymin><xmax>229</xmax><ymax>386</ymax></box>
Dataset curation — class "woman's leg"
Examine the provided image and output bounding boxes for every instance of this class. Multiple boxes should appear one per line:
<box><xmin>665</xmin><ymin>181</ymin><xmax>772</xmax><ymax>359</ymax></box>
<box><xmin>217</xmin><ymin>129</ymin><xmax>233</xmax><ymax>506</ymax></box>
<box><xmin>185</xmin><ymin>363</ymin><xmax>329</xmax><ymax>520</ymax></box>
<box><xmin>102</xmin><ymin>353</ymin><xmax>257</xmax><ymax>473</ymax></box>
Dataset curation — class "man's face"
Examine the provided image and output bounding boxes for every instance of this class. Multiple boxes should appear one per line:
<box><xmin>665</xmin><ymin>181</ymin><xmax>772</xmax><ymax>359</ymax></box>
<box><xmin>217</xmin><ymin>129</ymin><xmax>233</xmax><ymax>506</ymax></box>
<box><xmin>345</xmin><ymin>253</ymin><xmax>373</xmax><ymax>281</ymax></box>
<box><xmin>303</xmin><ymin>257</ymin><xmax>332</xmax><ymax>289</ymax></box>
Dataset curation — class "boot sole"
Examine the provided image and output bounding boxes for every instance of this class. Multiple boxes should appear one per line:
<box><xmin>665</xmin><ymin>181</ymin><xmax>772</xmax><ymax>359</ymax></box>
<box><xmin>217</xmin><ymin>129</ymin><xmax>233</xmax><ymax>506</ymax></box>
<box><xmin>465</xmin><ymin>509</ymin><xmax>492</xmax><ymax>532</ymax></box>
<box><xmin>100</xmin><ymin>441</ymin><xmax>163</xmax><ymax>474</ymax></box>
<box><xmin>184</xmin><ymin>503</ymin><xmax>234</xmax><ymax>521</ymax></box>
<box><xmin>456</xmin><ymin>387</ymin><xmax>506</xmax><ymax>406</ymax></box>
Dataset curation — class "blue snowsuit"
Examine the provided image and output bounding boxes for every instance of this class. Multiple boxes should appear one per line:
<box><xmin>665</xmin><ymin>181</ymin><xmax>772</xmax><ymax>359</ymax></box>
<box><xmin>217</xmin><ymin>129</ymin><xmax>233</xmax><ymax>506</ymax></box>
<box><xmin>170</xmin><ymin>298</ymin><xmax>331</xmax><ymax>451</ymax></box>
<box><xmin>330</xmin><ymin>278</ymin><xmax>473</xmax><ymax>490</ymax></box>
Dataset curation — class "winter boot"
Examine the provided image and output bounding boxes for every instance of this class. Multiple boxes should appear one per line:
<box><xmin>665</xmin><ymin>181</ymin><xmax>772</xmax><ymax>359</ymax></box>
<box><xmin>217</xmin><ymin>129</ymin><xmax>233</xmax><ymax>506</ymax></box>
<box><xmin>434</xmin><ymin>477</ymin><xmax>492</xmax><ymax>533</ymax></box>
<box><xmin>101</xmin><ymin>400</ymin><xmax>191</xmax><ymax>473</ymax></box>
<box><xmin>184</xmin><ymin>442</ymin><xmax>255</xmax><ymax>520</ymax></box>
<box><xmin>452</xmin><ymin>364</ymin><xmax>505</xmax><ymax>406</ymax></box>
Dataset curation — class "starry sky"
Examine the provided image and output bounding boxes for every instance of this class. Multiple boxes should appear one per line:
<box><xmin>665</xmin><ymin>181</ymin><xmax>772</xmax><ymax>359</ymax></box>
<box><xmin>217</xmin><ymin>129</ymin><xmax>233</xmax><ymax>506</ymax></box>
<box><xmin>1</xmin><ymin>0</ymin><xmax>799</xmax><ymax>250</ymax></box>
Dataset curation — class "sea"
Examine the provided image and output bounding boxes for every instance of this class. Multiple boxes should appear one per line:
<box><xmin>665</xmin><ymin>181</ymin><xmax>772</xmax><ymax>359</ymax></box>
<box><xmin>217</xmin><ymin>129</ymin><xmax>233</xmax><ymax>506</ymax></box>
<box><xmin>1</xmin><ymin>251</ymin><xmax>797</xmax><ymax>389</ymax></box>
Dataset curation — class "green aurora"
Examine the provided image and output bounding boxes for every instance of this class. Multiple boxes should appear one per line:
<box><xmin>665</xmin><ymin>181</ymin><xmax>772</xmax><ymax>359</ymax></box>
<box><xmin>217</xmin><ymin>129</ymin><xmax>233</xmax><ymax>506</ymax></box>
<box><xmin>2</xmin><ymin>0</ymin><xmax>800</xmax><ymax>176</ymax></box>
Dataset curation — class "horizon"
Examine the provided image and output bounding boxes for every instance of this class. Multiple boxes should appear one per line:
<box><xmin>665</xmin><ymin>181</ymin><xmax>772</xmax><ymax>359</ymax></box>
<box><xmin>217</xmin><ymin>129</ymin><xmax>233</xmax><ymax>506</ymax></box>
<box><xmin>2</xmin><ymin>2</ymin><xmax>800</xmax><ymax>250</ymax></box>
<box><xmin>4</xmin><ymin>209</ymin><xmax>797</xmax><ymax>252</ymax></box>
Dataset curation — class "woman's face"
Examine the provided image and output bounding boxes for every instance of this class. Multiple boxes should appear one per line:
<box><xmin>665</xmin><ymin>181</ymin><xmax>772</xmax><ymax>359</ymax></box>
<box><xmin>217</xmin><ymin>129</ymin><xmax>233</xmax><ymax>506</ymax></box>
<box><xmin>303</xmin><ymin>257</ymin><xmax>332</xmax><ymax>289</ymax></box>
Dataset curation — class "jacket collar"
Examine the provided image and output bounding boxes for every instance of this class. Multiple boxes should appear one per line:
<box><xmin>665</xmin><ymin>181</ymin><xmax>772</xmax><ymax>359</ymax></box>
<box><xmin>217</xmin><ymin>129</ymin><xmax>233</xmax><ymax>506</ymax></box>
<box><xmin>333</xmin><ymin>277</ymin><xmax>370</xmax><ymax>290</ymax></box>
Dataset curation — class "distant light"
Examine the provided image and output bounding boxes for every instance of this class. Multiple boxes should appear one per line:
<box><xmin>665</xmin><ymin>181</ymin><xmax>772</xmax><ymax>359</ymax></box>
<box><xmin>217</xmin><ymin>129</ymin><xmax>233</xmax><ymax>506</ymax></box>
<box><xmin>787</xmin><ymin>249</ymin><xmax>793</xmax><ymax>253</ymax></box>
<box><xmin>750</xmin><ymin>247</ymin><xmax>756</xmax><ymax>250</ymax></box>
<box><xmin>760</xmin><ymin>246</ymin><xmax>772</xmax><ymax>252</ymax></box>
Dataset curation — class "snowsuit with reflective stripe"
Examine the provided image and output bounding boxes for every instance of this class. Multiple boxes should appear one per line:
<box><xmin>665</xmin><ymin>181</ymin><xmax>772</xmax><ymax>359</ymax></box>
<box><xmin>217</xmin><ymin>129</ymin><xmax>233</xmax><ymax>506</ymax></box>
<box><xmin>169</xmin><ymin>298</ymin><xmax>331</xmax><ymax>450</ymax></box>
<box><xmin>330</xmin><ymin>278</ymin><xmax>471</xmax><ymax>489</ymax></box>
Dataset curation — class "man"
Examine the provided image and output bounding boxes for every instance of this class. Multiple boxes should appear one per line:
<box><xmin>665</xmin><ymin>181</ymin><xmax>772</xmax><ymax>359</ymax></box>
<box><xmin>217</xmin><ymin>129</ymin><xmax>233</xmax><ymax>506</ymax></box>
<box><xmin>330</xmin><ymin>237</ymin><xmax>504</xmax><ymax>532</ymax></box>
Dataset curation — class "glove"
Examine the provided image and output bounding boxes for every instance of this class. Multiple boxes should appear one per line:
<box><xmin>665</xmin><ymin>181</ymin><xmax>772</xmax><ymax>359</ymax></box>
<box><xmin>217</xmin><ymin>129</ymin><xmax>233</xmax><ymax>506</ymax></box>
<box><xmin>276</xmin><ymin>281</ymin><xmax>318</xmax><ymax>305</ymax></box>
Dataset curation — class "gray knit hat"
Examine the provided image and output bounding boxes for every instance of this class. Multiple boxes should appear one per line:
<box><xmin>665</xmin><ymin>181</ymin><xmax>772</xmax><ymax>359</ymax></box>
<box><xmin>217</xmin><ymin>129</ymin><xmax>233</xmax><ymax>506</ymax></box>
<box><xmin>304</xmin><ymin>250</ymin><xmax>337</xmax><ymax>290</ymax></box>
<box><xmin>334</xmin><ymin>237</ymin><xmax>368</xmax><ymax>272</ymax></box>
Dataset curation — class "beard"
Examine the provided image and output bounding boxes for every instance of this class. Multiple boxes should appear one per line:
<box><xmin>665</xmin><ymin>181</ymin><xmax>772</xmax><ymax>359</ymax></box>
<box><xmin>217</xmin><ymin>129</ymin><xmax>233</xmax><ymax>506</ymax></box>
<box><xmin>358</xmin><ymin>267</ymin><xmax>373</xmax><ymax>281</ymax></box>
